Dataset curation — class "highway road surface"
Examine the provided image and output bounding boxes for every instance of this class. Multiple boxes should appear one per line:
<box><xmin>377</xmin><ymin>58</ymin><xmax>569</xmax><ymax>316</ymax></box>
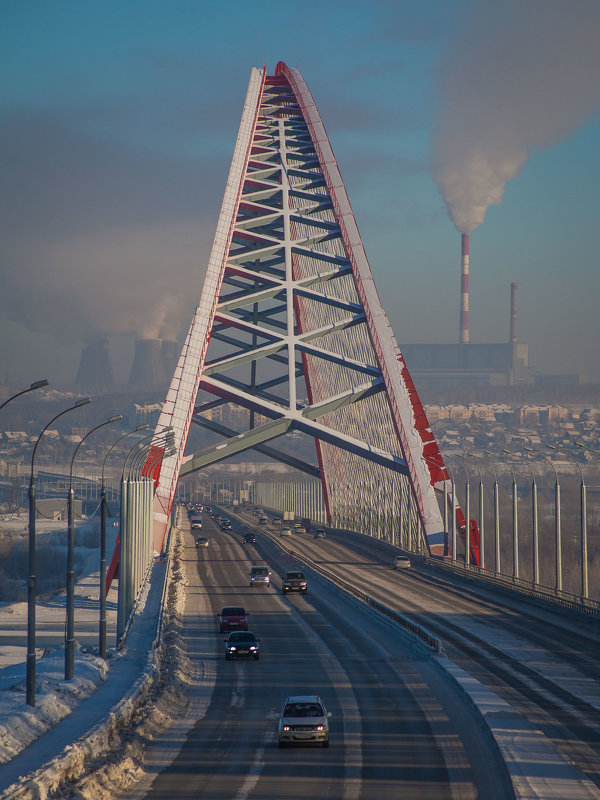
<box><xmin>119</xmin><ymin>509</ymin><xmax>525</xmax><ymax>800</ymax></box>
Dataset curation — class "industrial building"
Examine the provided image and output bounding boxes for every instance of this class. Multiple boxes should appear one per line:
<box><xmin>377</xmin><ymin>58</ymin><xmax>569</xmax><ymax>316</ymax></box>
<box><xmin>401</xmin><ymin>238</ymin><xmax>533</xmax><ymax>387</ymax></box>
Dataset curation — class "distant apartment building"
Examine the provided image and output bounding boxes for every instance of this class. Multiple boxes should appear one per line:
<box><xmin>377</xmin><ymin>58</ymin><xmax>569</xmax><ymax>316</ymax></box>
<box><xmin>126</xmin><ymin>402</ymin><xmax>162</xmax><ymax>430</ymax></box>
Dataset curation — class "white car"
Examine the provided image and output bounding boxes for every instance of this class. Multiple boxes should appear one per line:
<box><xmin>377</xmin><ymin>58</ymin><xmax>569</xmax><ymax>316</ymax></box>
<box><xmin>278</xmin><ymin>695</ymin><xmax>330</xmax><ymax>747</ymax></box>
<box><xmin>249</xmin><ymin>565</ymin><xmax>271</xmax><ymax>587</ymax></box>
<box><xmin>280</xmin><ymin>527</ymin><xmax>293</xmax><ymax>536</ymax></box>
<box><xmin>393</xmin><ymin>555</ymin><xmax>411</xmax><ymax>569</ymax></box>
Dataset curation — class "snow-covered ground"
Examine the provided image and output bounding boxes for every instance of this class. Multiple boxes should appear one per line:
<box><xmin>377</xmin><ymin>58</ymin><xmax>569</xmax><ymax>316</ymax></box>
<box><xmin>0</xmin><ymin>514</ymin><xmax>120</xmax><ymax>764</ymax></box>
<box><xmin>0</xmin><ymin>511</ymin><xmax>191</xmax><ymax>800</ymax></box>
<box><xmin>0</xmin><ymin>647</ymin><xmax>110</xmax><ymax>765</ymax></box>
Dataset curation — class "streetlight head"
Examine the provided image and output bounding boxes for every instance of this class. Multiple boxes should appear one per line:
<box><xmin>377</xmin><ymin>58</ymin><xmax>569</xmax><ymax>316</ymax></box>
<box><xmin>30</xmin><ymin>379</ymin><xmax>49</xmax><ymax>390</ymax></box>
<box><xmin>135</xmin><ymin>424</ymin><xmax>149</xmax><ymax>432</ymax></box>
<box><xmin>75</xmin><ymin>398</ymin><xmax>91</xmax><ymax>408</ymax></box>
<box><xmin>547</xmin><ymin>444</ymin><xmax>556</xmax><ymax>450</ymax></box>
<box><xmin>107</xmin><ymin>415</ymin><xmax>123</xmax><ymax>423</ymax></box>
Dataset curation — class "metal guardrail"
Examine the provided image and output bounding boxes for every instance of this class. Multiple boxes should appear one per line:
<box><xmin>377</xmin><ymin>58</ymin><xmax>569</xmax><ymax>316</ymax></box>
<box><xmin>426</xmin><ymin>556</ymin><xmax>600</xmax><ymax>619</ymax></box>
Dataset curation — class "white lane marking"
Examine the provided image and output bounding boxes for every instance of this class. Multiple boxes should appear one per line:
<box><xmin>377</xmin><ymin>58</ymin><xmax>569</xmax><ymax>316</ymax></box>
<box><xmin>272</xmin><ymin>590</ymin><xmax>363</xmax><ymax>800</ymax></box>
<box><xmin>229</xmin><ymin>665</ymin><xmax>244</xmax><ymax>708</ymax></box>
<box><xmin>233</xmin><ymin>726</ymin><xmax>275</xmax><ymax>800</ymax></box>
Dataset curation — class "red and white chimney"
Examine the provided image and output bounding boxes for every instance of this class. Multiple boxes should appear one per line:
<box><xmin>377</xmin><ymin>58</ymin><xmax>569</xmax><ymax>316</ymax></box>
<box><xmin>459</xmin><ymin>233</ymin><xmax>470</xmax><ymax>344</ymax></box>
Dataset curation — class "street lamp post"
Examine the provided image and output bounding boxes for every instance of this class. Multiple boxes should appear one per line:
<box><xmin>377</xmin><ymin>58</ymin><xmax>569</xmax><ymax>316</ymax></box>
<box><xmin>526</xmin><ymin>447</ymin><xmax>562</xmax><ymax>592</ymax></box>
<box><xmin>99</xmin><ymin>424</ymin><xmax>149</xmax><ymax>659</ymax></box>
<box><xmin>26</xmin><ymin>397</ymin><xmax>90</xmax><ymax>706</ymax></box>
<box><xmin>504</xmin><ymin>448</ymin><xmax>540</xmax><ymax>584</ymax></box>
<box><xmin>506</xmin><ymin>450</ymin><xmax>539</xmax><ymax>586</ymax></box>
<box><xmin>66</xmin><ymin>415</ymin><xmax>122</xmax><ymax>680</ymax></box>
<box><xmin>442</xmin><ymin>470</ymin><xmax>449</xmax><ymax>554</ymax></box>
<box><xmin>444</xmin><ymin>462</ymin><xmax>458</xmax><ymax>562</ymax></box>
<box><xmin>0</xmin><ymin>379</ymin><xmax>49</xmax><ymax>413</ymax></box>
<box><xmin>476</xmin><ymin>452</ymin><xmax>500</xmax><ymax>573</ymax></box>
<box><xmin>466</xmin><ymin>453</ymin><xmax>485</xmax><ymax>569</ymax></box>
<box><xmin>452</xmin><ymin>455</ymin><xmax>471</xmax><ymax>567</ymax></box>
<box><xmin>548</xmin><ymin>445</ymin><xmax>587</xmax><ymax>599</ymax></box>
<box><xmin>487</xmin><ymin>451</ymin><xmax>519</xmax><ymax>580</ymax></box>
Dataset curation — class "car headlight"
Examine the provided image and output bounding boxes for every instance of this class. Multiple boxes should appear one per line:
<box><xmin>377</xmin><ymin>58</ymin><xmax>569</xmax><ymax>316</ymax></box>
<box><xmin>249</xmin><ymin>645</ymin><xmax>257</xmax><ymax>650</ymax></box>
<box><xmin>282</xmin><ymin>725</ymin><xmax>290</xmax><ymax>731</ymax></box>
<box><xmin>316</xmin><ymin>725</ymin><xmax>325</xmax><ymax>731</ymax></box>
<box><xmin>228</xmin><ymin>646</ymin><xmax>236</xmax><ymax>651</ymax></box>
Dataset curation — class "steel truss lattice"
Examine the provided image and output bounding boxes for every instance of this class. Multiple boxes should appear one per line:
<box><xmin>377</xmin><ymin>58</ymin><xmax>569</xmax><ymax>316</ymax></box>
<box><xmin>148</xmin><ymin>62</ymin><xmax>471</xmax><ymax>560</ymax></box>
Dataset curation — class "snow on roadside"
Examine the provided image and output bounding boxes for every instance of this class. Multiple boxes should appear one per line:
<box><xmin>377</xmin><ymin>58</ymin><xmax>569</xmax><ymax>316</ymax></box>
<box><xmin>0</xmin><ymin>648</ymin><xmax>109</xmax><ymax>764</ymax></box>
<box><xmin>0</xmin><ymin>506</ymin><xmax>192</xmax><ymax>799</ymax></box>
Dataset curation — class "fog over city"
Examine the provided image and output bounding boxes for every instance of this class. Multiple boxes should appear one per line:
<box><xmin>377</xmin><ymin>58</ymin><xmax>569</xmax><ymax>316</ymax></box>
<box><xmin>1</xmin><ymin>0</ymin><xmax>600</xmax><ymax>387</ymax></box>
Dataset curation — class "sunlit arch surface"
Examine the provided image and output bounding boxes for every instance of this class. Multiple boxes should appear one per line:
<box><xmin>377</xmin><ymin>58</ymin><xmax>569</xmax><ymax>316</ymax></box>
<box><xmin>147</xmin><ymin>62</ymin><xmax>465</xmax><ymax>558</ymax></box>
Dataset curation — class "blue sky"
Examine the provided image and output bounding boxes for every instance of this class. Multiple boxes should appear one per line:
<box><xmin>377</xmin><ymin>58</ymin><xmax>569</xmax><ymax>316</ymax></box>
<box><xmin>1</xmin><ymin>0</ymin><xmax>599</xmax><ymax>386</ymax></box>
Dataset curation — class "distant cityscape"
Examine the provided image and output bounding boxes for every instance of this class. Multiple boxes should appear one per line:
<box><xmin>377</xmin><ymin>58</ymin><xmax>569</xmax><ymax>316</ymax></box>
<box><xmin>2</xmin><ymin>386</ymin><xmax>599</xmax><ymax>487</ymax></box>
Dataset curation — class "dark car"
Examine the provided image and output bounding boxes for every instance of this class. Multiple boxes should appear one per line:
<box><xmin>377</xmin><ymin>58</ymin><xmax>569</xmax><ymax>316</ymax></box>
<box><xmin>243</xmin><ymin>533</ymin><xmax>256</xmax><ymax>544</ymax></box>
<box><xmin>282</xmin><ymin>570</ymin><xmax>308</xmax><ymax>594</ymax></box>
<box><xmin>195</xmin><ymin>536</ymin><xmax>209</xmax><ymax>548</ymax></box>
<box><xmin>217</xmin><ymin>606</ymin><xmax>249</xmax><ymax>633</ymax></box>
<box><xmin>220</xmin><ymin>520</ymin><xmax>232</xmax><ymax>531</ymax></box>
<box><xmin>225</xmin><ymin>631</ymin><xmax>260</xmax><ymax>660</ymax></box>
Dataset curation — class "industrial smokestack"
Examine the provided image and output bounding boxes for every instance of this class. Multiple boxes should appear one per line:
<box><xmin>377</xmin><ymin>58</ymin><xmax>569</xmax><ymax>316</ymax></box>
<box><xmin>75</xmin><ymin>339</ymin><xmax>114</xmax><ymax>387</ymax></box>
<box><xmin>510</xmin><ymin>282</ymin><xmax>517</xmax><ymax>345</ymax></box>
<box><xmin>459</xmin><ymin>233</ymin><xmax>470</xmax><ymax>344</ymax></box>
<box><xmin>129</xmin><ymin>339</ymin><xmax>167</xmax><ymax>389</ymax></box>
<box><xmin>161</xmin><ymin>340</ymin><xmax>179</xmax><ymax>384</ymax></box>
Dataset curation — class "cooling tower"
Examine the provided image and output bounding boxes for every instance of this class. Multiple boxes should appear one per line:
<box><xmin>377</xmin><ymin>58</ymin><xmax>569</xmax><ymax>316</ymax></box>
<box><xmin>75</xmin><ymin>339</ymin><xmax>114</xmax><ymax>387</ymax></box>
<box><xmin>162</xmin><ymin>340</ymin><xmax>179</xmax><ymax>383</ymax></box>
<box><xmin>459</xmin><ymin>233</ymin><xmax>470</xmax><ymax>344</ymax></box>
<box><xmin>129</xmin><ymin>339</ymin><xmax>167</xmax><ymax>389</ymax></box>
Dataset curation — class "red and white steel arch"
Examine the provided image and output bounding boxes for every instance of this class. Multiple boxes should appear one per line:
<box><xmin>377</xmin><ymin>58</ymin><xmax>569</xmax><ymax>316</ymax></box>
<box><xmin>146</xmin><ymin>62</ymin><xmax>474</xmax><ymax>560</ymax></box>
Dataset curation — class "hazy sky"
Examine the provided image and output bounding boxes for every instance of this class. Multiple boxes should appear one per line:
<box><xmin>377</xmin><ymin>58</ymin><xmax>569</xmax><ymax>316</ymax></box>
<box><xmin>1</xmin><ymin>0</ymin><xmax>599</xmax><ymax>387</ymax></box>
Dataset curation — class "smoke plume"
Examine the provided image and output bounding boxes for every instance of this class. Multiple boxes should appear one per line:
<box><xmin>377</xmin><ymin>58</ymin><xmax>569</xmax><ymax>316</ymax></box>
<box><xmin>0</xmin><ymin>112</ymin><xmax>214</xmax><ymax>352</ymax></box>
<box><xmin>432</xmin><ymin>0</ymin><xmax>600</xmax><ymax>233</ymax></box>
